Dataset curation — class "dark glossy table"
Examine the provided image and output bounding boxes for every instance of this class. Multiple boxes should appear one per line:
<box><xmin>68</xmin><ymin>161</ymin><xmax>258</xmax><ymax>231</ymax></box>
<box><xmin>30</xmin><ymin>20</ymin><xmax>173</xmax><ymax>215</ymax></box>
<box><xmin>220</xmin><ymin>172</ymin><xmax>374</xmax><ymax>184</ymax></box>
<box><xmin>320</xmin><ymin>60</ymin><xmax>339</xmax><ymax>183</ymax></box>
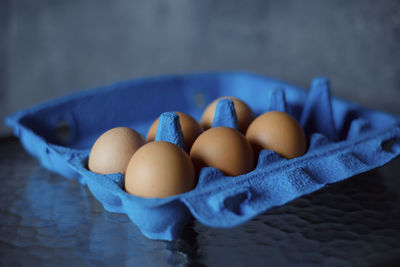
<box><xmin>1</xmin><ymin>137</ymin><xmax>400</xmax><ymax>267</ymax></box>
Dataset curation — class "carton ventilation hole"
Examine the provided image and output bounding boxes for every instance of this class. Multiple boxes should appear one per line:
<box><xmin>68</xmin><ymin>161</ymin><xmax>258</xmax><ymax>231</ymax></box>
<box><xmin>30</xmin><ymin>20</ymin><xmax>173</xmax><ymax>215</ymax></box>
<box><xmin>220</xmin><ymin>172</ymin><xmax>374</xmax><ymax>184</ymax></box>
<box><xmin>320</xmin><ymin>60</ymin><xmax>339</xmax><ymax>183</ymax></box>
<box><xmin>56</xmin><ymin>119</ymin><xmax>71</xmax><ymax>145</ymax></box>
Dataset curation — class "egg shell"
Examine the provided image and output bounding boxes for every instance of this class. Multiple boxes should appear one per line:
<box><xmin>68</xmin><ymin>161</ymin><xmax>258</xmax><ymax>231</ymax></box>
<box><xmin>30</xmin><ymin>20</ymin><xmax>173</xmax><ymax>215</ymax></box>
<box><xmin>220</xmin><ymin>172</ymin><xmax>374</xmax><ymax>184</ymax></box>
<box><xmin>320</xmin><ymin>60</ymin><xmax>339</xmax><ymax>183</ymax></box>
<box><xmin>125</xmin><ymin>141</ymin><xmax>196</xmax><ymax>198</ymax></box>
<box><xmin>88</xmin><ymin>127</ymin><xmax>145</xmax><ymax>175</ymax></box>
<box><xmin>246</xmin><ymin>111</ymin><xmax>307</xmax><ymax>159</ymax></box>
<box><xmin>146</xmin><ymin>112</ymin><xmax>203</xmax><ymax>150</ymax></box>
<box><xmin>200</xmin><ymin>96</ymin><xmax>254</xmax><ymax>134</ymax></box>
<box><xmin>190</xmin><ymin>126</ymin><xmax>255</xmax><ymax>176</ymax></box>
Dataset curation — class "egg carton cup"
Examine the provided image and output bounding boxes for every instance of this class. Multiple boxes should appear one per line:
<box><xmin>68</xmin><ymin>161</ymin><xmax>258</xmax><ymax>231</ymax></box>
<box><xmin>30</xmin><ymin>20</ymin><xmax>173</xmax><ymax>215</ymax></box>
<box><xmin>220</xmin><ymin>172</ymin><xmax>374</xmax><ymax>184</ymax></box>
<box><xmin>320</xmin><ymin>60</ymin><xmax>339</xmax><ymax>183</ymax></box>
<box><xmin>5</xmin><ymin>72</ymin><xmax>400</xmax><ymax>241</ymax></box>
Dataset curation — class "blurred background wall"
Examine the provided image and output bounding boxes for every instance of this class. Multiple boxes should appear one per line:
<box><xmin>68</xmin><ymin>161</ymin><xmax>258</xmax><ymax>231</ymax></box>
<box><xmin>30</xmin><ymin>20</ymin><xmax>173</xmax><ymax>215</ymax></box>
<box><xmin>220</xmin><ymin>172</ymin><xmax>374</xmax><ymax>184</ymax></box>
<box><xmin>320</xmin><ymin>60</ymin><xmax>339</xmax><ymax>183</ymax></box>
<box><xmin>1</xmin><ymin>0</ymin><xmax>400</xmax><ymax>136</ymax></box>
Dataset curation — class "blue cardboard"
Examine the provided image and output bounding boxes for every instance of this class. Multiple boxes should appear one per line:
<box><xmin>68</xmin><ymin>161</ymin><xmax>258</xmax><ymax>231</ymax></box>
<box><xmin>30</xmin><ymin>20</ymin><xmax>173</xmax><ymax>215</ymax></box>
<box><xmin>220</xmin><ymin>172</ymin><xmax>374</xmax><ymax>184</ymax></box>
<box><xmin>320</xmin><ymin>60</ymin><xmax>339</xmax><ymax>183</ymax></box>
<box><xmin>5</xmin><ymin>72</ymin><xmax>400</xmax><ymax>240</ymax></box>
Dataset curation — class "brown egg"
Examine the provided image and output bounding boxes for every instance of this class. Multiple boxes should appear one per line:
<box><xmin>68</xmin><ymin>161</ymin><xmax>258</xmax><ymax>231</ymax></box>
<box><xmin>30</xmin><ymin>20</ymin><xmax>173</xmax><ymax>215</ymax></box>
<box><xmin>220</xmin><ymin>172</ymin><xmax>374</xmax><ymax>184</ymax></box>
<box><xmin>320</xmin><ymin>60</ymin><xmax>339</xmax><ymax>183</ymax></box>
<box><xmin>125</xmin><ymin>141</ymin><xmax>196</xmax><ymax>198</ymax></box>
<box><xmin>190</xmin><ymin>127</ymin><xmax>254</xmax><ymax>176</ymax></box>
<box><xmin>88</xmin><ymin>127</ymin><xmax>145</xmax><ymax>175</ymax></box>
<box><xmin>246</xmin><ymin>111</ymin><xmax>307</xmax><ymax>159</ymax></box>
<box><xmin>200</xmin><ymin>96</ymin><xmax>254</xmax><ymax>134</ymax></box>
<box><xmin>146</xmin><ymin>112</ymin><xmax>203</xmax><ymax>150</ymax></box>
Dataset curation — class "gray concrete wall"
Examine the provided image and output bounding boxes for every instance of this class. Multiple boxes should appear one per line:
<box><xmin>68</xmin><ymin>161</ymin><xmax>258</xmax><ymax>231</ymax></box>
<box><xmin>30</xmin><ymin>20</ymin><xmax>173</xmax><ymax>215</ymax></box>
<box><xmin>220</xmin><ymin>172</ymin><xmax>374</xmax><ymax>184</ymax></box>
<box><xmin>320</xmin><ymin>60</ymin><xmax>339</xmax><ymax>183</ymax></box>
<box><xmin>1</xmin><ymin>0</ymin><xmax>400</xmax><ymax>135</ymax></box>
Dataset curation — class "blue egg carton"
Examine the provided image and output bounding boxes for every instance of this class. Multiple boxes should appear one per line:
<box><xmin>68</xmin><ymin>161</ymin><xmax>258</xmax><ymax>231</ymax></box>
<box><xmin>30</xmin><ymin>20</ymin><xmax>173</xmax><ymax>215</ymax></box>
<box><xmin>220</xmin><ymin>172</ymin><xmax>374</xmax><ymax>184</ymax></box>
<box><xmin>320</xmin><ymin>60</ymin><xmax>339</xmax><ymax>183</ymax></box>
<box><xmin>5</xmin><ymin>72</ymin><xmax>400</xmax><ymax>241</ymax></box>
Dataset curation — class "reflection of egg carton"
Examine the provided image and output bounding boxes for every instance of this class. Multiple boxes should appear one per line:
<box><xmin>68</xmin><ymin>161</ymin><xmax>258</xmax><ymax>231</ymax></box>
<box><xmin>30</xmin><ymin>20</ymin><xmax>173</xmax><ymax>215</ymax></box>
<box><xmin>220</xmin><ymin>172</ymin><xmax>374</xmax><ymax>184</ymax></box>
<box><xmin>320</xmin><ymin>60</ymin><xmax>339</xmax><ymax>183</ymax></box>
<box><xmin>6</xmin><ymin>72</ymin><xmax>400</xmax><ymax>241</ymax></box>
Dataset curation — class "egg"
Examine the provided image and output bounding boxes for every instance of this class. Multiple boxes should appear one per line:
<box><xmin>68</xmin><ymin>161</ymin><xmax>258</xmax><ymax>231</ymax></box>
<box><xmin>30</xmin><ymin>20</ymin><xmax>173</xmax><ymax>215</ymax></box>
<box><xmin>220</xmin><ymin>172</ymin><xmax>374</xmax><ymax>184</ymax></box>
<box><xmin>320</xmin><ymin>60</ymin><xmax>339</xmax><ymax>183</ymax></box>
<box><xmin>200</xmin><ymin>96</ymin><xmax>254</xmax><ymax>134</ymax></box>
<box><xmin>245</xmin><ymin>111</ymin><xmax>307</xmax><ymax>159</ymax></box>
<box><xmin>125</xmin><ymin>141</ymin><xmax>196</xmax><ymax>198</ymax></box>
<box><xmin>88</xmin><ymin>127</ymin><xmax>145</xmax><ymax>175</ymax></box>
<box><xmin>190</xmin><ymin>127</ymin><xmax>254</xmax><ymax>176</ymax></box>
<box><xmin>146</xmin><ymin>112</ymin><xmax>203</xmax><ymax>150</ymax></box>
